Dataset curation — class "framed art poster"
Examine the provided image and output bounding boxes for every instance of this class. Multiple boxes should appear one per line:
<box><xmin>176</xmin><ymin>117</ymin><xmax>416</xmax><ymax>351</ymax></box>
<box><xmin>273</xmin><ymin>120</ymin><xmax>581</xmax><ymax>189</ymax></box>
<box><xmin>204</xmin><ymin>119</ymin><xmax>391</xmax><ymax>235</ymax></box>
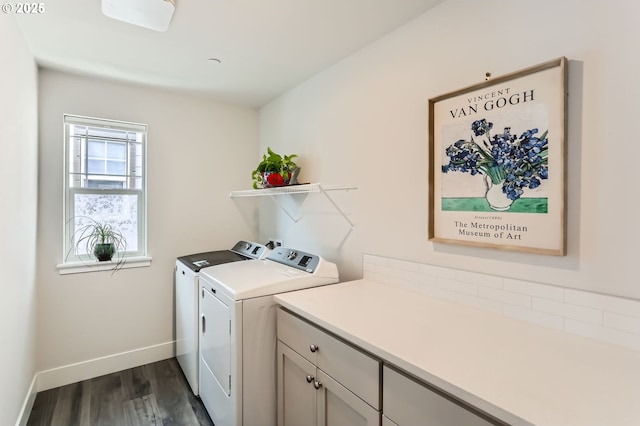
<box><xmin>428</xmin><ymin>57</ymin><xmax>567</xmax><ymax>255</ymax></box>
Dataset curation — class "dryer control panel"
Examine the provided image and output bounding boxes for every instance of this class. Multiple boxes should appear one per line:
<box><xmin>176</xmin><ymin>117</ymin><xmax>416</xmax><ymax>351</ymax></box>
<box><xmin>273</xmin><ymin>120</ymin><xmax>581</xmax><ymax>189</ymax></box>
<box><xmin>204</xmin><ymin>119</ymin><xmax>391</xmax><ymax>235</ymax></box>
<box><xmin>266</xmin><ymin>247</ymin><xmax>320</xmax><ymax>272</ymax></box>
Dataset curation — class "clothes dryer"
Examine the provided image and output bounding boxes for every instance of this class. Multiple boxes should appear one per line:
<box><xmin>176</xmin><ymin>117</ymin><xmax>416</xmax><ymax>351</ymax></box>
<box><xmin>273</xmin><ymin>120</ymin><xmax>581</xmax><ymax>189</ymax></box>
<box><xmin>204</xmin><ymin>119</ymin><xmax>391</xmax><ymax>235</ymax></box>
<box><xmin>198</xmin><ymin>247</ymin><xmax>339</xmax><ymax>426</ymax></box>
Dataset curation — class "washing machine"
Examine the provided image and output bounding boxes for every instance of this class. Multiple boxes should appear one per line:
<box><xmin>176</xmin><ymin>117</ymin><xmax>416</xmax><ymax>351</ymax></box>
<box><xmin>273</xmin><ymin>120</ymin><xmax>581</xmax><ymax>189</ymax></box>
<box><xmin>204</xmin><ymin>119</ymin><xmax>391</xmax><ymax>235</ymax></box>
<box><xmin>198</xmin><ymin>246</ymin><xmax>339</xmax><ymax>426</ymax></box>
<box><xmin>175</xmin><ymin>240</ymin><xmax>269</xmax><ymax>395</ymax></box>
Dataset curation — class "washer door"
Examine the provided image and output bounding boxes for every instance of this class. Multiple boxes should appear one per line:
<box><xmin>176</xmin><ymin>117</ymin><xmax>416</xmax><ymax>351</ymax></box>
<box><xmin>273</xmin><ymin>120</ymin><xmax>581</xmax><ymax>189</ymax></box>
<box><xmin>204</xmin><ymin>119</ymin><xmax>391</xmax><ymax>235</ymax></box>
<box><xmin>201</xmin><ymin>286</ymin><xmax>231</xmax><ymax>395</ymax></box>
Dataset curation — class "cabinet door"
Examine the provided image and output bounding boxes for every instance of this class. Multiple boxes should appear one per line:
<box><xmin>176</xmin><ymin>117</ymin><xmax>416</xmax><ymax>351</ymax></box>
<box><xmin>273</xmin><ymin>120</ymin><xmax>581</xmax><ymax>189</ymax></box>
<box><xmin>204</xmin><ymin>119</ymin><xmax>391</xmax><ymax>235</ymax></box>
<box><xmin>382</xmin><ymin>415</ymin><xmax>399</xmax><ymax>426</ymax></box>
<box><xmin>316</xmin><ymin>369</ymin><xmax>380</xmax><ymax>426</ymax></box>
<box><xmin>277</xmin><ymin>342</ymin><xmax>316</xmax><ymax>426</ymax></box>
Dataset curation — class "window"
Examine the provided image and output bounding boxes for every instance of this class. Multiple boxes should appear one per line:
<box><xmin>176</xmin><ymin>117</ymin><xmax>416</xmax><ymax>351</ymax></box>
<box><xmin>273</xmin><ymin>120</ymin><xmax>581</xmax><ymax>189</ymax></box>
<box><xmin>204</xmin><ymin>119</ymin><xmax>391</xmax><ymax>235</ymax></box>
<box><xmin>63</xmin><ymin>115</ymin><xmax>147</xmax><ymax>266</ymax></box>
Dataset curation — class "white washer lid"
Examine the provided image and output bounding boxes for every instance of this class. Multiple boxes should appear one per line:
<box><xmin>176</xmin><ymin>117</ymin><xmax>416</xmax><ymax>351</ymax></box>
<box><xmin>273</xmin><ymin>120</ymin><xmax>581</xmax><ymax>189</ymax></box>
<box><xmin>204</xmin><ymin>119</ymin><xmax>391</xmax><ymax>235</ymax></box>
<box><xmin>199</xmin><ymin>258</ymin><xmax>339</xmax><ymax>300</ymax></box>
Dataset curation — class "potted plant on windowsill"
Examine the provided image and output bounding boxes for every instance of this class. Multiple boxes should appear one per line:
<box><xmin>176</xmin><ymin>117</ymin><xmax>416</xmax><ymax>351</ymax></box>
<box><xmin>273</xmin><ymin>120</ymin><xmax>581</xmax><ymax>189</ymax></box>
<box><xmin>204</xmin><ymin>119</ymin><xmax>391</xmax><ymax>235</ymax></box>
<box><xmin>68</xmin><ymin>217</ymin><xmax>128</xmax><ymax>271</ymax></box>
<box><xmin>251</xmin><ymin>147</ymin><xmax>299</xmax><ymax>189</ymax></box>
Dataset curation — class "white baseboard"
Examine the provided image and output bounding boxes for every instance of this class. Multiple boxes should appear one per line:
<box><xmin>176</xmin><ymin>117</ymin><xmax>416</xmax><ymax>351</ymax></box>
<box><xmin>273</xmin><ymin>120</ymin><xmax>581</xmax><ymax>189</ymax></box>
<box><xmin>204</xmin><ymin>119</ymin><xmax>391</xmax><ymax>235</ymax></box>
<box><xmin>37</xmin><ymin>340</ymin><xmax>175</xmax><ymax>392</ymax></box>
<box><xmin>14</xmin><ymin>374</ymin><xmax>38</xmax><ymax>426</ymax></box>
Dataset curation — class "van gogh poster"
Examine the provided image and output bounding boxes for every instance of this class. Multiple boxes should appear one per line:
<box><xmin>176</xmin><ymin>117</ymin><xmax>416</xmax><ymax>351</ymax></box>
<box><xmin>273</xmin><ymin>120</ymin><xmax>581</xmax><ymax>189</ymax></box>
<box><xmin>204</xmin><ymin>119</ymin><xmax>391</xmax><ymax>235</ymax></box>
<box><xmin>428</xmin><ymin>58</ymin><xmax>567</xmax><ymax>255</ymax></box>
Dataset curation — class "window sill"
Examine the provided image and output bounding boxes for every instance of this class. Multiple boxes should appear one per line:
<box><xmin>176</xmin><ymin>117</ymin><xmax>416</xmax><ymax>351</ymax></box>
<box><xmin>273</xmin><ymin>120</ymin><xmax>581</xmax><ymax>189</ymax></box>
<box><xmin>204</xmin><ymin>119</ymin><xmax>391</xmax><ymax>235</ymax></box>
<box><xmin>57</xmin><ymin>256</ymin><xmax>152</xmax><ymax>275</ymax></box>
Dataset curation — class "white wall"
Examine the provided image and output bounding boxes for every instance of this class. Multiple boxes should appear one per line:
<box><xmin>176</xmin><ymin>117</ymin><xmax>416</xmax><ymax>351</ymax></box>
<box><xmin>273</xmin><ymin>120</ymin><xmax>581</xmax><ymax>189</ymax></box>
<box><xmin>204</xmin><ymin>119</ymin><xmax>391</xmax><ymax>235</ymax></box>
<box><xmin>36</xmin><ymin>69</ymin><xmax>259</xmax><ymax>375</ymax></box>
<box><xmin>0</xmin><ymin>15</ymin><xmax>38</xmax><ymax>426</ymax></box>
<box><xmin>259</xmin><ymin>0</ymin><xmax>640</xmax><ymax>300</ymax></box>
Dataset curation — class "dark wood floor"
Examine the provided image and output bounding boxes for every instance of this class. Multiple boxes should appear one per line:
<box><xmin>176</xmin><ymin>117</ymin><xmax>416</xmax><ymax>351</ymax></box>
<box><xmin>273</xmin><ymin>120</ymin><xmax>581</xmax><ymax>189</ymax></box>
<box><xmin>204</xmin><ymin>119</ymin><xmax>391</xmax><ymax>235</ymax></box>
<box><xmin>26</xmin><ymin>358</ymin><xmax>214</xmax><ymax>426</ymax></box>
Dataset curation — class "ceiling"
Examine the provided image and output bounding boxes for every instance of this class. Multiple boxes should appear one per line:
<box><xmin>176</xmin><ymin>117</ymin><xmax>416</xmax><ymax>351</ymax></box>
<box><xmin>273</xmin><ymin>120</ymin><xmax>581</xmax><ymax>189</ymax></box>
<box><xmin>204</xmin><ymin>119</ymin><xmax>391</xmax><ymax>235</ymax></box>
<box><xmin>16</xmin><ymin>0</ymin><xmax>444</xmax><ymax>107</ymax></box>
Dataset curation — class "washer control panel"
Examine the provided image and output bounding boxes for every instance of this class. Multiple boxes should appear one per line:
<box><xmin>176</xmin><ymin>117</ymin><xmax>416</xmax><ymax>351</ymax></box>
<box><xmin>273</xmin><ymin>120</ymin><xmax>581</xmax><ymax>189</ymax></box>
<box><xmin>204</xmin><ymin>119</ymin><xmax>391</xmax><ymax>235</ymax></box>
<box><xmin>267</xmin><ymin>247</ymin><xmax>320</xmax><ymax>272</ymax></box>
<box><xmin>231</xmin><ymin>240</ymin><xmax>269</xmax><ymax>259</ymax></box>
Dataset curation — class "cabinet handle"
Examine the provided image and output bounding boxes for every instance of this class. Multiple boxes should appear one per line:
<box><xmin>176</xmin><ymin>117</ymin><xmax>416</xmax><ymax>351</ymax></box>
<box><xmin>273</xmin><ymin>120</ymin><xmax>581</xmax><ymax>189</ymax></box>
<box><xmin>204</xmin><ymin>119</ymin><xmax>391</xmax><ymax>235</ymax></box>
<box><xmin>313</xmin><ymin>381</ymin><xmax>322</xmax><ymax>390</ymax></box>
<box><xmin>306</xmin><ymin>375</ymin><xmax>314</xmax><ymax>383</ymax></box>
<box><xmin>202</xmin><ymin>315</ymin><xmax>206</xmax><ymax>334</ymax></box>
<box><xmin>309</xmin><ymin>344</ymin><xmax>319</xmax><ymax>353</ymax></box>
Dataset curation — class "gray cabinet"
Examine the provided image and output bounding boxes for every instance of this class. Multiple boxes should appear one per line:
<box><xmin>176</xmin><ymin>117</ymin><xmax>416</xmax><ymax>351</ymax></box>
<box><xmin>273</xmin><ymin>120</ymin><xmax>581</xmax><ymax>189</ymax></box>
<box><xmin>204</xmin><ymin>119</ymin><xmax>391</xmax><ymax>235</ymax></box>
<box><xmin>277</xmin><ymin>308</ymin><xmax>504</xmax><ymax>426</ymax></box>
<box><xmin>382</xmin><ymin>415</ymin><xmax>399</xmax><ymax>426</ymax></box>
<box><xmin>277</xmin><ymin>309</ymin><xmax>380</xmax><ymax>426</ymax></box>
<box><xmin>383</xmin><ymin>366</ymin><xmax>498</xmax><ymax>426</ymax></box>
<box><xmin>277</xmin><ymin>342</ymin><xmax>316</xmax><ymax>426</ymax></box>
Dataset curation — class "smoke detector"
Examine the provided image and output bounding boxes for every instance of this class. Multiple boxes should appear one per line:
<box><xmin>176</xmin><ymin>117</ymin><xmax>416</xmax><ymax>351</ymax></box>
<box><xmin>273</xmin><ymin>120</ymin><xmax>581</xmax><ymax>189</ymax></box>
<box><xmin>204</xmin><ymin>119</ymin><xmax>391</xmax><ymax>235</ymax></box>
<box><xmin>102</xmin><ymin>0</ymin><xmax>176</xmax><ymax>32</ymax></box>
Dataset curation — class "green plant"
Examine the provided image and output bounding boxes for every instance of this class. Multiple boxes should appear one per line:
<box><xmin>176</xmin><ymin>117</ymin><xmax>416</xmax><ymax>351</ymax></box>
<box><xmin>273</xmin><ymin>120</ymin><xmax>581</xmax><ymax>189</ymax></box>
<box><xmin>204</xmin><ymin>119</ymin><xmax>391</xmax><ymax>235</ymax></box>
<box><xmin>68</xmin><ymin>217</ymin><xmax>128</xmax><ymax>270</ymax></box>
<box><xmin>251</xmin><ymin>147</ymin><xmax>298</xmax><ymax>189</ymax></box>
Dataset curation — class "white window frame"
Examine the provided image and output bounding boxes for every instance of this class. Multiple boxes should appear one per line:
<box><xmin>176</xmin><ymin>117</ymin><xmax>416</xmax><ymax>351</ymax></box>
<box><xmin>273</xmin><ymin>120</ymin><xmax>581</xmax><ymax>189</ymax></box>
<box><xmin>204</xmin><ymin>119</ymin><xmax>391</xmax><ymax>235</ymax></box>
<box><xmin>59</xmin><ymin>114</ymin><xmax>150</xmax><ymax>274</ymax></box>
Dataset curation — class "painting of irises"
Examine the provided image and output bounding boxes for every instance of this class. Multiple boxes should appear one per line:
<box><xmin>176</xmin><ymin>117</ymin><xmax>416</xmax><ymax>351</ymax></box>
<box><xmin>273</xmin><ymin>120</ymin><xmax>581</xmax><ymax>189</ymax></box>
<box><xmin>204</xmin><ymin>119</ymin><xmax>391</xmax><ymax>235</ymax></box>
<box><xmin>441</xmin><ymin>118</ymin><xmax>549</xmax><ymax>208</ymax></box>
<box><xmin>428</xmin><ymin>57</ymin><xmax>567</xmax><ymax>255</ymax></box>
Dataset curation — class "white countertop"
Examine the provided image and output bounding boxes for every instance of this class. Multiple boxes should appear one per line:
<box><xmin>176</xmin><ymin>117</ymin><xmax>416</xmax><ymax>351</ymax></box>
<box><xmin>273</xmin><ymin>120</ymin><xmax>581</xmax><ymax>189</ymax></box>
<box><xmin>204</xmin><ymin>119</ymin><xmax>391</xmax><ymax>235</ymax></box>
<box><xmin>274</xmin><ymin>279</ymin><xmax>640</xmax><ymax>426</ymax></box>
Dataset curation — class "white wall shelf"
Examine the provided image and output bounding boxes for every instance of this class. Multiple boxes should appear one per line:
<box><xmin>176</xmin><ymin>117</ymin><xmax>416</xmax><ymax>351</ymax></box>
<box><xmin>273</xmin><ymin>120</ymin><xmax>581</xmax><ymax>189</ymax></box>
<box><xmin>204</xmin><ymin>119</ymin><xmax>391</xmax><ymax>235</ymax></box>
<box><xmin>229</xmin><ymin>183</ymin><xmax>356</xmax><ymax>198</ymax></box>
<box><xmin>229</xmin><ymin>183</ymin><xmax>357</xmax><ymax>229</ymax></box>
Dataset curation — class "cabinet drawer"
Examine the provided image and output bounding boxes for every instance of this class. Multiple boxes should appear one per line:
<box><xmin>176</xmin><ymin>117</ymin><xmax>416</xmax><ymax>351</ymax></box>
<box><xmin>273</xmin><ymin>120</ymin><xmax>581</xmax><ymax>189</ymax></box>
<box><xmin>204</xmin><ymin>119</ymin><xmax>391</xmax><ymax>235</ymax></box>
<box><xmin>277</xmin><ymin>309</ymin><xmax>380</xmax><ymax>409</ymax></box>
<box><xmin>383</xmin><ymin>366</ymin><xmax>498</xmax><ymax>426</ymax></box>
<box><xmin>277</xmin><ymin>308</ymin><xmax>324</xmax><ymax>364</ymax></box>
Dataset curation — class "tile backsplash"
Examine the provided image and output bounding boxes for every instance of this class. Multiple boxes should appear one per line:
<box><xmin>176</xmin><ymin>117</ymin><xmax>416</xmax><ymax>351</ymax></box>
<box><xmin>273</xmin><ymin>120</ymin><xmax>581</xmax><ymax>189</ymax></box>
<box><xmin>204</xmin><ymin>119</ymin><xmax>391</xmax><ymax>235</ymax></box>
<box><xmin>363</xmin><ymin>254</ymin><xmax>640</xmax><ymax>351</ymax></box>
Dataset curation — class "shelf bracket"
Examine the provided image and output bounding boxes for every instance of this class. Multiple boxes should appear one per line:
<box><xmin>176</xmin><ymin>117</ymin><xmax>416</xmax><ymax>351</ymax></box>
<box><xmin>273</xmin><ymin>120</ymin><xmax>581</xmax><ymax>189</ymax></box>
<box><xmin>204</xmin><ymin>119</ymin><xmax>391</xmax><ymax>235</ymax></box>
<box><xmin>267</xmin><ymin>194</ymin><xmax>301</xmax><ymax>223</ymax></box>
<box><xmin>318</xmin><ymin>185</ymin><xmax>356</xmax><ymax>230</ymax></box>
<box><xmin>229</xmin><ymin>183</ymin><xmax>357</xmax><ymax>229</ymax></box>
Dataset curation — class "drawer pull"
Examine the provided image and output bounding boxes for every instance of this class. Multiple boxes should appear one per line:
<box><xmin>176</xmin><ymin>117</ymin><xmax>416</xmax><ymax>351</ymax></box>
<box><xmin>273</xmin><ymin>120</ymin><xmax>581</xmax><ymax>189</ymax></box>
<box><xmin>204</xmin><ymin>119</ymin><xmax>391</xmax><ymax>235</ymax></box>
<box><xmin>306</xmin><ymin>375</ymin><xmax>314</xmax><ymax>383</ymax></box>
<box><xmin>313</xmin><ymin>380</ymin><xmax>322</xmax><ymax>390</ymax></box>
<box><xmin>309</xmin><ymin>344</ymin><xmax>319</xmax><ymax>353</ymax></box>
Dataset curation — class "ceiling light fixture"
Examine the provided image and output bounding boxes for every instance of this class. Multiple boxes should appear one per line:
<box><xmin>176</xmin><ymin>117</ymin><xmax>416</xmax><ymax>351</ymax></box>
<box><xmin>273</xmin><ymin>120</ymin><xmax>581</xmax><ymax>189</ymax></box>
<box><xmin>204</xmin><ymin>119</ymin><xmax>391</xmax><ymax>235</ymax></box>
<box><xmin>102</xmin><ymin>0</ymin><xmax>176</xmax><ymax>32</ymax></box>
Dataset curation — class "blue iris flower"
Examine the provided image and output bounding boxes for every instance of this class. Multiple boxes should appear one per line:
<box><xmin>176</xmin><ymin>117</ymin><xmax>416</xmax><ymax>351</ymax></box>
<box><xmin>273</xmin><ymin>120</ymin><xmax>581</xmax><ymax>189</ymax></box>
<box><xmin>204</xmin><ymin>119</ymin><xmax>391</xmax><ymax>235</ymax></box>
<box><xmin>471</xmin><ymin>119</ymin><xmax>493</xmax><ymax>136</ymax></box>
